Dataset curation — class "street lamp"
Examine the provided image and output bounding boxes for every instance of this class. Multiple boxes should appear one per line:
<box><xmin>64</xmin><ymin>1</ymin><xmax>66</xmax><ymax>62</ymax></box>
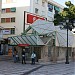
<box><xmin>59</xmin><ymin>19</ymin><xmax>75</xmax><ymax>64</ymax></box>
<box><xmin>59</xmin><ymin>19</ymin><xmax>69</xmax><ymax>64</ymax></box>
<box><xmin>65</xmin><ymin>19</ymin><xmax>69</xmax><ymax>64</ymax></box>
<box><xmin>73</xmin><ymin>20</ymin><xmax>75</xmax><ymax>27</ymax></box>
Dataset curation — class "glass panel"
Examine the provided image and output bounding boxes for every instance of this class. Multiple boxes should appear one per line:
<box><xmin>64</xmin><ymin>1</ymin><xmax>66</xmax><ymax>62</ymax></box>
<box><xmin>1</xmin><ymin>9</ymin><xmax>6</xmax><ymax>13</ymax></box>
<box><xmin>11</xmin><ymin>28</ymin><xmax>15</xmax><ymax>34</ymax></box>
<box><xmin>35</xmin><ymin>0</ymin><xmax>39</xmax><ymax>4</ymax></box>
<box><xmin>54</xmin><ymin>6</ymin><xmax>60</xmax><ymax>12</ymax></box>
<box><xmin>42</xmin><ymin>1</ymin><xmax>45</xmax><ymax>6</ymax></box>
<box><xmin>6</xmin><ymin>0</ymin><xmax>17</xmax><ymax>3</ymax></box>
<box><xmin>6</xmin><ymin>8</ymin><xmax>10</xmax><ymax>13</ymax></box>
<box><xmin>48</xmin><ymin>3</ymin><xmax>53</xmax><ymax>12</ymax></box>
<box><xmin>6</xmin><ymin>18</ymin><xmax>10</xmax><ymax>22</ymax></box>
<box><xmin>1</xmin><ymin>18</ymin><xmax>6</xmax><ymax>23</ymax></box>
<box><xmin>35</xmin><ymin>8</ymin><xmax>38</xmax><ymax>14</ymax></box>
<box><xmin>6</xmin><ymin>0</ymin><xmax>11</xmax><ymax>3</ymax></box>
<box><xmin>11</xmin><ymin>17</ymin><xmax>15</xmax><ymax>22</ymax></box>
<box><xmin>48</xmin><ymin>46</ymin><xmax>51</xmax><ymax>57</ymax></box>
<box><xmin>11</xmin><ymin>8</ymin><xmax>16</xmax><ymax>12</ymax></box>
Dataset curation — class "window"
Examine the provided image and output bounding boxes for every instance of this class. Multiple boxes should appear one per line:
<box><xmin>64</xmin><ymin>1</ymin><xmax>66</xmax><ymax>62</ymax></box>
<box><xmin>6</xmin><ymin>18</ymin><xmax>10</xmax><ymax>22</ymax></box>
<box><xmin>53</xmin><ymin>39</ymin><xmax>55</xmax><ymax>46</ymax></box>
<box><xmin>48</xmin><ymin>46</ymin><xmax>51</xmax><ymax>57</ymax></box>
<box><xmin>11</xmin><ymin>28</ymin><xmax>15</xmax><ymax>34</ymax></box>
<box><xmin>35</xmin><ymin>8</ymin><xmax>38</xmax><ymax>14</ymax></box>
<box><xmin>54</xmin><ymin>6</ymin><xmax>60</xmax><ymax>11</ymax></box>
<box><xmin>41</xmin><ymin>11</ymin><xmax>45</xmax><ymax>16</ymax></box>
<box><xmin>3</xmin><ymin>0</ymin><xmax>17</xmax><ymax>3</ymax></box>
<box><xmin>1</xmin><ymin>8</ymin><xmax>16</xmax><ymax>13</ymax></box>
<box><xmin>1</xmin><ymin>9</ymin><xmax>6</xmax><ymax>13</ymax></box>
<box><xmin>6</xmin><ymin>0</ymin><xmax>11</xmax><ymax>3</ymax></box>
<box><xmin>42</xmin><ymin>1</ymin><xmax>45</xmax><ymax>6</ymax></box>
<box><xmin>35</xmin><ymin>0</ymin><xmax>39</xmax><ymax>4</ymax></box>
<box><xmin>1</xmin><ymin>18</ymin><xmax>6</xmax><ymax>23</ymax></box>
<box><xmin>48</xmin><ymin>3</ymin><xmax>53</xmax><ymax>12</ymax></box>
<box><xmin>54</xmin><ymin>6</ymin><xmax>60</xmax><ymax>14</ymax></box>
<box><xmin>6</xmin><ymin>8</ymin><xmax>10</xmax><ymax>13</ymax></box>
<box><xmin>1</xmin><ymin>17</ymin><xmax>15</xmax><ymax>23</ymax></box>
<box><xmin>11</xmin><ymin>17</ymin><xmax>15</xmax><ymax>22</ymax></box>
<box><xmin>10</xmin><ymin>8</ymin><xmax>16</xmax><ymax>12</ymax></box>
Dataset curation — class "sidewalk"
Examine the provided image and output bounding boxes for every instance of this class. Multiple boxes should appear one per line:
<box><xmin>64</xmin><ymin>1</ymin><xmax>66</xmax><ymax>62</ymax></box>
<box><xmin>0</xmin><ymin>60</ymin><xmax>75</xmax><ymax>75</ymax></box>
<box><xmin>0</xmin><ymin>61</ymin><xmax>42</xmax><ymax>75</ymax></box>
<box><xmin>29</xmin><ymin>61</ymin><xmax>75</xmax><ymax>75</ymax></box>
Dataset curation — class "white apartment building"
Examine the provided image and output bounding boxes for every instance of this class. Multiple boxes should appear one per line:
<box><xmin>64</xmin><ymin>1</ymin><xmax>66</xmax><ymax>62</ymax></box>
<box><xmin>0</xmin><ymin>0</ymin><xmax>2</xmax><ymax>39</ymax></box>
<box><xmin>0</xmin><ymin>0</ymin><xmax>64</xmax><ymax>56</ymax></box>
<box><xmin>0</xmin><ymin>0</ymin><xmax>2</xmax><ymax>27</ymax></box>
<box><xmin>0</xmin><ymin>0</ymin><xmax>2</xmax><ymax>19</ymax></box>
<box><xmin>0</xmin><ymin>0</ymin><xmax>3</xmax><ymax>55</ymax></box>
<box><xmin>1</xmin><ymin>0</ymin><xmax>64</xmax><ymax>38</ymax></box>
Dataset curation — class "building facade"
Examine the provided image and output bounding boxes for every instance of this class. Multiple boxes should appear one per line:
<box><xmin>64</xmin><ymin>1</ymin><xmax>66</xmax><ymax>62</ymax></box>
<box><xmin>0</xmin><ymin>0</ymin><xmax>2</xmax><ymax>27</ymax></box>
<box><xmin>1</xmin><ymin>0</ymin><xmax>64</xmax><ymax>37</ymax></box>
<box><xmin>0</xmin><ymin>0</ymin><xmax>67</xmax><ymax>62</ymax></box>
<box><xmin>9</xmin><ymin>20</ymin><xmax>75</xmax><ymax>63</ymax></box>
<box><xmin>0</xmin><ymin>0</ymin><xmax>2</xmax><ymax>55</ymax></box>
<box><xmin>30</xmin><ymin>0</ymin><xmax>64</xmax><ymax>21</ymax></box>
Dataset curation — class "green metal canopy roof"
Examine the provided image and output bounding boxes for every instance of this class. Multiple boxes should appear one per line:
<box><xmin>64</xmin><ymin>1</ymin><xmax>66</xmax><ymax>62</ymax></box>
<box><xmin>8</xmin><ymin>19</ymin><xmax>74</xmax><ymax>47</ymax></box>
<box><xmin>9</xmin><ymin>35</ymin><xmax>44</xmax><ymax>46</ymax></box>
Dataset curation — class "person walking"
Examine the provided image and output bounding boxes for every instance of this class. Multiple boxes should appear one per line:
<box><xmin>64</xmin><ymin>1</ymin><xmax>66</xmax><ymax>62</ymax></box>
<box><xmin>22</xmin><ymin>49</ymin><xmax>26</xmax><ymax>64</ymax></box>
<box><xmin>31</xmin><ymin>51</ymin><xmax>36</xmax><ymax>64</ymax></box>
<box><xmin>16</xmin><ymin>51</ymin><xmax>19</xmax><ymax>62</ymax></box>
<box><xmin>13</xmin><ymin>47</ymin><xmax>17</xmax><ymax>63</ymax></box>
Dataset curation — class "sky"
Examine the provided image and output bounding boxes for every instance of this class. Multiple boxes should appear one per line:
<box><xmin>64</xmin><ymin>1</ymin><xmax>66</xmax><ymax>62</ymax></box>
<box><xmin>53</xmin><ymin>0</ymin><xmax>75</xmax><ymax>6</ymax></box>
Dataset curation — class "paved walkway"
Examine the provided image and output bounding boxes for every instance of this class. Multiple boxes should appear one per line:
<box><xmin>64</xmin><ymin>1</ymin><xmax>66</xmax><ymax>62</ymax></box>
<box><xmin>0</xmin><ymin>61</ymin><xmax>75</xmax><ymax>75</ymax></box>
<box><xmin>29</xmin><ymin>62</ymin><xmax>75</xmax><ymax>75</ymax></box>
<box><xmin>0</xmin><ymin>61</ymin><xmax>41</xmax><ymax>75</ymax></box>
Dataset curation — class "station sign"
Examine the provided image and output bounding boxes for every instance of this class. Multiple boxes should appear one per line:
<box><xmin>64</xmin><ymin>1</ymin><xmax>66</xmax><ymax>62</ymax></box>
<box><xmin>18</xmin><ymin>44</ymin><xmax>29</xmax><ymax>47</ymax></box>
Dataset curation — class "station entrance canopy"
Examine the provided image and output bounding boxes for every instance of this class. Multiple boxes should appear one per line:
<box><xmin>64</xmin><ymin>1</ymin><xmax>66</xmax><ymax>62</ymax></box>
<box><xmin>8</xmin><ymin>19</ymin><xmax>74</xmax><ymax>47</ymax></box>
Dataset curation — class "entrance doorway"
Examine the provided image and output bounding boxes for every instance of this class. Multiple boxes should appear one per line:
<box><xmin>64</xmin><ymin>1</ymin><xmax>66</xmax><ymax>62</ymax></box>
<box><xmin>34</xmin><ymin>47</ymin><xmax>41</xmax><ymax>62</ymax></box>
<box><xmin>29</xmin><ymin>46</ymin><xmax>41</xmax><ymax>62</ymax></box>
<box><xmin>0</xmin><ymin>44</ymin><xmax>2</xmax><ymax>55</ymax></box>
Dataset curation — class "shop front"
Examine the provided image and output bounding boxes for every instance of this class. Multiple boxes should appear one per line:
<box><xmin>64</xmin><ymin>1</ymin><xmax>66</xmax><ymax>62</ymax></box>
<box><xmin>8</xmin><ymin>19</ymin><xmax>75</xmax><ymax>63</ymax></box>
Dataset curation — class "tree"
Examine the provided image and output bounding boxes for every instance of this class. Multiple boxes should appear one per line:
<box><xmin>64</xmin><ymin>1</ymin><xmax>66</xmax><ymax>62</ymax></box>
<box><xmin>54</xmin><ymin>1</ymin><xmax>75</xmax><ymax>30</ymax></box>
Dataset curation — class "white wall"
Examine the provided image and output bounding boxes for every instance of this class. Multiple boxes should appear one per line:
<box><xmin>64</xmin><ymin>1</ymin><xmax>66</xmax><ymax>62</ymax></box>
<box><xmin>30</xmin><ymin>0</ymin><xmax>48</xmax><ymax>18</ymax></box>
<box><xmin>2</xmin><ymin>0</ymin><xmax>30</xmax><ymax>8</ymax></box>
<box><xmin>30</xmin><ymin>0</ymin><xmax>63</xmax><ymax>21</ymax></box>
<box><xmin>1</xmin><ymin>0</ymin><xmax>64</xmax><ymax>38</ymax></box>
<box><xmin>0</xmin><ymin>0</ymin><xmax>2</xmax><ymax>23</ymax></box>
<box><xmin>1</xmin><ymin>6</ymin><xmax>30</xmax><ymax>38</ymax></box>
<box><xmin>0</xmin><ymin>0</ymin><xmax>2</xmax><ymax>39</ymax></box>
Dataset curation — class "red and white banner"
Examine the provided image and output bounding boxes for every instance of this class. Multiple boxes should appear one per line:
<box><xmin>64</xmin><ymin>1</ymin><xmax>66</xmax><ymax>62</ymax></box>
<box><xmin>26</xmin><ymin>13</ymin><xmax>45</xmax><ymax>24</ymax></box>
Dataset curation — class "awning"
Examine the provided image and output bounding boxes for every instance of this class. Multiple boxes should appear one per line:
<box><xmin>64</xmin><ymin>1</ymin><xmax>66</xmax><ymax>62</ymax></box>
<box><xmin>8</xmin><ymin>35</ymin><xmax>44</xmax><ymax>46</ymax></box>
<box><xmin>30</xmin><ymin>19</ymin><xmax>55</xmax><ymax>35</ymax></box>
<box><xmin>48</xmin><ymin>26</ymin><xmax>74</xmax><ymax>47</ymax></box>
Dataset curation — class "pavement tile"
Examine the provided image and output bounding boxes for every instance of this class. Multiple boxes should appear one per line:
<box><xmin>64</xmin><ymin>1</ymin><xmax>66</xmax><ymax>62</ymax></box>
<box><xmin>0</xmin><ymin>61</ymin><xmax>41</xmax><ymax>75</ymax></box>
<box><xmin>0</xmin><ymin>61</ymin><xmax>75</xmax><ymax>75</ymax></box>
<box><xmin>29</xmin><ymin>62</ymin><xmax>75</xmax><ymax>75</ymax></box>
